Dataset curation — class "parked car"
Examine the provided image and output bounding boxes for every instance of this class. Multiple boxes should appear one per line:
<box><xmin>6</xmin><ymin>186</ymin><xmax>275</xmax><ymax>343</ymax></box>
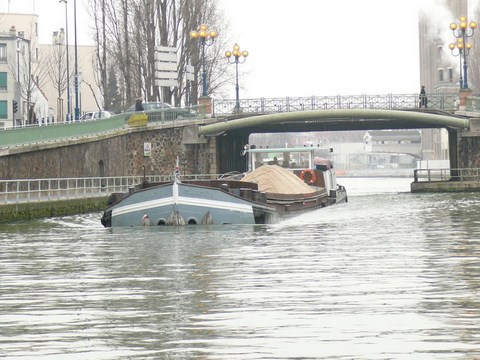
<box><xmin>125</xmin><ymin>102</ymin><xmax>173</xmax><ymax>112</ymax></box>
<box><xmin>80</xmin><ymin>110</ymin><xmax>113</xmax><ymax>121</ymax></box>
<box><xmin>125</xmin><ymin>101</ymin><xmax>196</xmax><ymax>120</ymax></box>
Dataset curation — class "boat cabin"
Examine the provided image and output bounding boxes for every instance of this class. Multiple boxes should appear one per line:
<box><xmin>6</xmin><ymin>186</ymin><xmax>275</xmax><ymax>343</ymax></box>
<box><xmin>244</xmin><ymin>146</ymin><xmax>333</xmax><ymax>172</ymax></box>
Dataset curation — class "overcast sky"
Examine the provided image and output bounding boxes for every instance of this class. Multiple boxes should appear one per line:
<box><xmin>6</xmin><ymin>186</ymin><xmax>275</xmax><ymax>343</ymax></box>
<box><xmin>218</xmin><ymin>0</ymin><xmax>422</xmax><ymax>98</ymax></box>
<box><xmin>1</xmin><ymin>0</ymin><xmax>466</xmax><ymax>99</ymax></box>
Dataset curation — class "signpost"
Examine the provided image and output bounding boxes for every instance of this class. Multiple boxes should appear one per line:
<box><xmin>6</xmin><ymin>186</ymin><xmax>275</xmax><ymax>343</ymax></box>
<box><xmin>154</xmin><ymin>46</ymin><xmax>178</xmax><ymax>88</ymax></box>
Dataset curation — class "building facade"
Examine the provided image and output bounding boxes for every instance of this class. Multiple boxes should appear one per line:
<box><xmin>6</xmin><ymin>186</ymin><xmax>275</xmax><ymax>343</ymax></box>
<box><xmin>418</xmin><ymin>1</ymin><xmax>467</xmax><ymax>94</ymax></box>
<box><xmin>0</xmin><ymin>12</ymin><xmax>99</xmax><ymax>128</ymax></box>
<box><xmin>363</xmin><ymin>130</ymin><xmax>422</xmax><ymax>158</ymax></box>
<box><xmin>0</xmin><ymin>15</ymin><xmax>50</xmax><ymax>128</ymax></box>
<box><xmin>418</xmin><ymin>0</ymin><xmax>469</xmax><ymax>161</ymax></box>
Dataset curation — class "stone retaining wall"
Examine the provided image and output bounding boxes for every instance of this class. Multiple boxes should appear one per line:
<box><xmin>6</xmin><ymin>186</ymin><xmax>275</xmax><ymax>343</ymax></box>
<box><xmin>0</xmin><ymin>197</ymin><xmax>109</xmax><ymax>224</ymax></box>
<box><xmin>410</xmin><ymin>181</ymin><xmax>480</xmax><ymax>193</ymax></box>
<box><xmin>0</xmin><ymin>125</ymin><xmax>212</xmax><ymax>179</ymax></box>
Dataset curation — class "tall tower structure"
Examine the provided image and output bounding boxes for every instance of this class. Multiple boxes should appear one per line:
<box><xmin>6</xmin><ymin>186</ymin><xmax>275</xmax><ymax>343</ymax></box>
<box><xmin>418</xmin><ymin>0</ymin><xmax>467</xmax><ymax>94</ymax></box>
<box><xmin>418</xmin><ymin>0</ymin><xmax>468</xmax><ymax>160</ymax></box>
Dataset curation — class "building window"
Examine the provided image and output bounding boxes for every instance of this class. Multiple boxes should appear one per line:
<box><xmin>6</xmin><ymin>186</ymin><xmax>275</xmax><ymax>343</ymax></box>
<box><xmin>0</xmin><ymin>72</ymin><xmax>6</xmax><ymax>90</ymax></box>
<box><xmin>438</xmin><ymin>68</ymin><xmax>444</xmax><ymax>82</ymax></box>
<box><xmin>448</xmin><ymin>67</ymin><xmax>453</xmax><ymax>82</ymax></box>
<box><xmin>0</xmin><ymin>100</ymin><xmax>7</xmax><ymax>119</ymax></box>
<box><xmin>0</xmin><ymin>44</ymin><xmax>6</xmax><ymax>62</ymax></box>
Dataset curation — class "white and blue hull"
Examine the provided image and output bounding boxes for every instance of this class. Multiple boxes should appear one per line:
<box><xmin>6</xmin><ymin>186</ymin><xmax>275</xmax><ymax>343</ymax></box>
<box><xmin>102</xmin><ymin>181</ymin><xmax>276</xmax><ymax>227</ymax></box>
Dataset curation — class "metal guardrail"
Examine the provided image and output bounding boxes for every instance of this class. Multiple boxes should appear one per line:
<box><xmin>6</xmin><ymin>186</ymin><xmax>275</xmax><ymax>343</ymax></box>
<box><xmin>466</xmin><ymin>96</ymin><xmax>480</xmax><ymax>112</ymax></box>
<box><xmin>0</xmin><ymin>105</ymin><xmax>205</xmax><ymax>150</ymax></box>
<box><xmin>3</xmin><ymin>167</ymin><xmax>480</xmax><ymax>204</ymax></box>
<box><xmin>0</xmin><ymin>173</ymin><xmax>225</xmax><ymax>205</ymax></box>
<box><xmin>413</xmin><ymin>168</ymin><xmax>480</xmax><ymax>182</ymax></box>
<box><xmin>212</xmin><ymin>93</ymin><xmax>462</xmax><ymax>116</ymax></box>
<box><xmin>1</xmin><ymin>93</ymin><xmax>479</xmax><ymax>149</ymax></box>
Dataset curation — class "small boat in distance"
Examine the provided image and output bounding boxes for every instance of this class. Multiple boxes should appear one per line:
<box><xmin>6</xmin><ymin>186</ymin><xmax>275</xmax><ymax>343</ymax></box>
<box><xmin>101</xmin><ymin>147</ymin><xmax>347</xmax><ymax>227</ymax></box>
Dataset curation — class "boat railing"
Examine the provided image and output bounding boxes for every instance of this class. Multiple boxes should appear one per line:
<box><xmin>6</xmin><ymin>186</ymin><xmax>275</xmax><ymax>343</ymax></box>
<box><xmin>413</xmin><ymin>168</ymin><xmax>480</xmax><ymax>183</ymax></box>
<box><xmin>0</xmin><ymin>173</ymin><xmax>225</xmax><ymax>205</ymax></box>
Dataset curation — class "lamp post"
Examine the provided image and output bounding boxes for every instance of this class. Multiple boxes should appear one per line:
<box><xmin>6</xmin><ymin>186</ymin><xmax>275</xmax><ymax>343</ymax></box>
<box><xmin>16</xmin><ymin>39</ymin><xmax>20</xmax><ymax>85</ymax></box>
<box><xmin>59</xmin><ymin>0</ymin><xmax>71</xmax><ymax>122</ymax></box>
<box><xmin>189</xmin><ymin>24</ymin><xmax>217</xmax><ymax>97</ymax></box>
<box><xmin>225</xmin><ymin>43</ymin><xmax>248</xmax><ymax>114</ymax></box>
<box><xmin>448</xmin><ymin>38</ymin><xmax>465</xmax><ymax>90</ymax></box>
<box><xmin>16</xmin><ymin>38</ymin><xmax>20</xmax><ymax>126</ymax></box>
<box><xmin>450</xmin><ymin>16</ymin><xmax>477</xmax><ymax>89</ymax></box>
<box><xmin>73</xmin><ymin>0</ymin><xmax>79</xmax><ymax>120</ymax></box>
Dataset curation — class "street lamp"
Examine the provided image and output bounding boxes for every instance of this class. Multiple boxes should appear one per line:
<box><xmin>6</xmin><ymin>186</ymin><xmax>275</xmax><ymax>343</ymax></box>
<box><xmin>448</xmin><ymin>38</ymin><xmax>466</xmax><ymax>90</ymax></box>
<box><xmin>16</xmin><ymin>38</ymin><xmax>20</xmax><ymax>126</ymax></box>
<box><xmin>190</xmin><ymin>24</ymin><xmax>218</xmax><ymax>97</ymax></box>
<box><xmin>59</xmin><ymin>0</ymin><xmax>71</xmax><ymax>122</ymax></box>
<box><xmin>73</xmin><ymin>0</ymin><xmax>80</xmax><ymax>120</ymax></box>
<box><xmin>225</xmin><ymin>43</ymin><xmax>248</xmax><ymax>114</ymax></box>
<box><xmin>450</xmin><ymin>15</ymin><xmax>476</xmax><ymax>89</ymax></box>
<box><xmin>16</xmin><ymin>39</ymin><xmax>20</xmax><ymax>85</ymax></box>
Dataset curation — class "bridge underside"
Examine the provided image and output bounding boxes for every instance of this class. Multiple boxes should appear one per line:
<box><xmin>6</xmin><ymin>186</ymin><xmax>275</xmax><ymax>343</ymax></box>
<box><xmin>200</xmin><ymin>109</ymin><xmax>469</xmax><ymax>174</ymax></box>
<box><xmin>244</xmin><ymin>118</ymin><xmax>444</xmax><ymax>133</ymax></box>
<box><xmin>200</xmin><ymin>109</ymin><xmax>468</xmax><ymax>136</ymax></box>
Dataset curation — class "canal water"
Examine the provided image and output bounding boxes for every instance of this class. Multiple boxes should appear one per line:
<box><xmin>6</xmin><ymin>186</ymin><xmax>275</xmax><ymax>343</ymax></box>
<box><xmin>1</xmin><ymin>177</ymin><xmax>480</xmax><ymax>359</ymax></box>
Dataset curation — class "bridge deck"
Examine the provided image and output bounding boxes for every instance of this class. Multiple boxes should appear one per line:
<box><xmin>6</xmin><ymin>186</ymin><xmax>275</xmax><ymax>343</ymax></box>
<box><xmin>0</xmin><ymin>93</ymin><xmax>476</xmax><ymax>149</ymax></box>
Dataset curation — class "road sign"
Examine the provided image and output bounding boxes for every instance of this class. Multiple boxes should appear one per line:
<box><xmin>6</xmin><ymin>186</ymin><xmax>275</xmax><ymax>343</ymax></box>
<box><xmin>155</xmin><ymin>46</ymin><xmax>178</xmax><ymax>88</ymax></box>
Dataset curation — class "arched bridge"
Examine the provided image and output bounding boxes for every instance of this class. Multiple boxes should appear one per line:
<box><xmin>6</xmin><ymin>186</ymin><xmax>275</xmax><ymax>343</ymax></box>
<box><xmin>1</xmin><ymin>93</ymin><xmax>479</xmax><ymax>179</ymax></box>
<box><xmin>199</xmin><ymin>108</ymin><xmax>469</xmax><ymax>136</ymax></box>
<box><xmin>200</xmin><ymin>93</ymin><xmax>480</xmax><ymax>173</ymax></box>
<box><xmin>0</xmin><ymin>93</ymin><xmax>474</xmax><ymax>150</ymax></box>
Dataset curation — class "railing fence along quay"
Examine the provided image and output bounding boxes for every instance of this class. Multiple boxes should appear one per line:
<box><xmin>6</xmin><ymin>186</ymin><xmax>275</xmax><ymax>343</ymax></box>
<box><xmin>0</xmin><ymin>105</ymin><xmax>205</xmax><ymax>150</ymax></box>
<box><xmin>0</xmin><ymin>174</ymin><xmax>226</xmax><ymax>205</ymax></box>
<box><xmin>3</xmin><ymin>168</ymin><xmax>480</xmax><ymax>205</ymax></box>
<box><xmin>413</xmin><ymin>168</ymin><xmax>480</xmax><ymax>182</ymax></box>
<box><xmin>212</xmin><ymin>93</ymin><xmax>466</xmax><ymax>116</ymax></box>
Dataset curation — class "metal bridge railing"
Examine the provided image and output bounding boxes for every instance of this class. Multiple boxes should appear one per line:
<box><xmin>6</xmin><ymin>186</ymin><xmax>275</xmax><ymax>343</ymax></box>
<box><xmin>1</xmin><ymin>93</ymin><xmax>478</xmax><ymax>150</ymax></box>
<box><xmin>466</xmin><ymin>96</ymin><xmax>480</xmax><ymax>112</ymax></box>
<box><xmin>413</xmin><ymin>168</ymin><xmax>480</xmax><ymax>183</ymax></box>
<box><xmin>212</xmin><ymin>93</ymin><xmax>460</xmax><ymax>116</ymax></box>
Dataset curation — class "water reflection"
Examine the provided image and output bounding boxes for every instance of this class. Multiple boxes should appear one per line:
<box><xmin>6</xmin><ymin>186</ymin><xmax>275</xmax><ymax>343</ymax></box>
<box><xmin>1</xmin><ymin>179</ymin><xmax>480</xmax><ymax>359</ymax></box>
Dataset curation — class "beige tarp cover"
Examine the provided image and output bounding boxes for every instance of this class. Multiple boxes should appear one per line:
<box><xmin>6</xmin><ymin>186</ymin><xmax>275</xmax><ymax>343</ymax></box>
<box><xmin>241</xmin><ymin>165</ymin><xmax>315</xmax><ymax>195</ymax></box>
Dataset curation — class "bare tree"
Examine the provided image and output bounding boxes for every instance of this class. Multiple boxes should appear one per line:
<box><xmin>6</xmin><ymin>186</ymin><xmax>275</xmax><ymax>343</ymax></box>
<box><xmin>45</xmin><ymin>31</ymin><xmax>69</xmax><ymax>121</ymax></box>
<box><xmin>90</xmin><ymin>0</ymin><xmax>109</xmax><ymax>109</ymax></box>
<box><xmin>86</xmin><ymin>0</ymin><xmax>232</xmax><ymax>110</ymax></box>
<box><xmin>12</xmin><ymin>25</ymin><xmax>50</xmax><ymax>124</ymax></box>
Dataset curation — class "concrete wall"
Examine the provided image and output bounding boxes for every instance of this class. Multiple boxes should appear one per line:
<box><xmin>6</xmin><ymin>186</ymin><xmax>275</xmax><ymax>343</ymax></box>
<box><xmin>457</xmin><ymin>133</ymin><xmax>480</xmax><ymax>168</ymax></box>
<box><xmin>0</xmin><ymin>126</ymin><xmax>213</xmax><ymax>179</ymax></box>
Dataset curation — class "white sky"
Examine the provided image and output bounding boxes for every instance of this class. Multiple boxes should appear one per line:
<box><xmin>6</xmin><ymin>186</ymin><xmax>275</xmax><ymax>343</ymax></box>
<box><xmin>218</xmin><ymin>0</ymin><xmax>422</xmax><ymax>98</ymax></box>
<box><xmin>0</xmin><ymin>0</ymin><xmax>459</xmax><ymax>99</ymax></box>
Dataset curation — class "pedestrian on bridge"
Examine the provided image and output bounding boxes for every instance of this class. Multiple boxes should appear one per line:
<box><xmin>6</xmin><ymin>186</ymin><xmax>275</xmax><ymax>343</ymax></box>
<box><xmin>419</xmin><ymin>85</ymin><xmax>427</xmax><ymax>108</ymax></box>
<box><xmin>135</xmin><ymin>98</ymin><xmax>144</xmax><ymax>111</ymax></box>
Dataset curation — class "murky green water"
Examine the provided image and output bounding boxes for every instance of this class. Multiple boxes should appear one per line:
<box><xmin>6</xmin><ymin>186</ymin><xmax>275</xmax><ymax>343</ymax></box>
<box><xmin>1</xmin><ymin>177</ymin><xmax>479</xmax><ymax>359</ymax></box>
